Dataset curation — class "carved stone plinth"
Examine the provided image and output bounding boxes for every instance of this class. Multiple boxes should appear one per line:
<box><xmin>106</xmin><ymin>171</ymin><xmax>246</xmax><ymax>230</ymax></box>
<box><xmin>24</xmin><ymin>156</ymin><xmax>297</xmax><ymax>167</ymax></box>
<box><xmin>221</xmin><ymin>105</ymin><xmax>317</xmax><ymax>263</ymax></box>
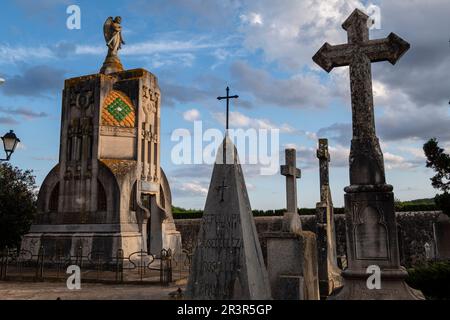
<box><xmin>329</xmin><ymin>185</ymin><xmax>424</xmax><ymax>300</ymax></box>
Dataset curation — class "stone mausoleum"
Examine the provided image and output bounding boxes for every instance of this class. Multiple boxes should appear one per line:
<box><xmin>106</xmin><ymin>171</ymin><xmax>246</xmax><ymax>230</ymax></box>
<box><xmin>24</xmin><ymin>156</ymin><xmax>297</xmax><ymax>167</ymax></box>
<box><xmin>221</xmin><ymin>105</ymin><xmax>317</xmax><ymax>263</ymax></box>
<box><xmin>21</xmin><ymin>59</ymin><xmax>181</xmax><ymax>260</ymax></box>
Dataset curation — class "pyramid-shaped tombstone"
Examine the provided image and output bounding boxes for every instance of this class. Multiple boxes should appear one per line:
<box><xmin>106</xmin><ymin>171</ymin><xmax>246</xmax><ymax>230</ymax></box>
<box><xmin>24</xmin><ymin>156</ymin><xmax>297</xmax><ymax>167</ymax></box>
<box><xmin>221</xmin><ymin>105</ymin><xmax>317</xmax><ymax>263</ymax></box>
<box><xmin>186</xmin><ymin>136</ymin><xmax>271</xmax><ymax>300</ymax></box>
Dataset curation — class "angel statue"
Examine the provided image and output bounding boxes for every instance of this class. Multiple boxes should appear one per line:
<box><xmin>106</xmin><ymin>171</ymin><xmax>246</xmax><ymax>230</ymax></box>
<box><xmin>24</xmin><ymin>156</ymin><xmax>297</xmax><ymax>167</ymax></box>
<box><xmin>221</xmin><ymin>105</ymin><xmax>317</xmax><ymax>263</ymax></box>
<box><xmin>100</xmin><ymin>16</ymin><xmax>125</xmax><ymax>74</ymax></box>
<box><xmin>104</xmin><ymin>16</ymin><xmax>125</xmax><ymax>56</ymax></box>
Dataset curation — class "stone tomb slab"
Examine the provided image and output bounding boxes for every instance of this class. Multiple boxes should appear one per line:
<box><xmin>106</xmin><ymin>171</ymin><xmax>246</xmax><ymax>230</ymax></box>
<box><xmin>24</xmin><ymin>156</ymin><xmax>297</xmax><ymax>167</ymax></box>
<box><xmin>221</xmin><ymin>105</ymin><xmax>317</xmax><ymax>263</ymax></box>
<box><xmin>265</xmin><ymin>231</ymin><xmax>319</xmax><ymax>300</ymax></box>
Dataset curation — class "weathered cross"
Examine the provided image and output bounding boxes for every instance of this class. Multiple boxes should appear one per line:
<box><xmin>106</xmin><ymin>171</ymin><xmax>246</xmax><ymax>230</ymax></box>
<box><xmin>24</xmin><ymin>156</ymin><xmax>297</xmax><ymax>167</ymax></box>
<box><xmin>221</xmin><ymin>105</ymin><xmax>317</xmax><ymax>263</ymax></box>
<box><xmin>280</xmin><ymin>149</ymin><xmax>301</xmax><ymax>213</ymax></box>
<box><xmin>317</xmin><ymin>138</ymin><xmax>330</xmax><ymax>203</ymax></box>
<box><xmin>217</xmin><ymin>86</ymin><xmax>239</xmax><ymax>130</ymax></box>
<box><xmin>216</xmin><ymin>180</ymin><xmax>229</xmax><ymax>202</ymax></box>
<box><xmin>313</xmin><ymin>9</ymin><xmax>409</xmax><ymax>186</ymax></box>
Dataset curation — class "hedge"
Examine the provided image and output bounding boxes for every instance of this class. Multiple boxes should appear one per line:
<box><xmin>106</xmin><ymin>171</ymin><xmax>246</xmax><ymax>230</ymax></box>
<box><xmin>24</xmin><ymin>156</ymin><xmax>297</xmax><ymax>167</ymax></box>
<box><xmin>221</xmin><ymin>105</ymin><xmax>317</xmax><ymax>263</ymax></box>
<box><xmin>406</xmin><ymin>261</ymin><xmax>450</xmax><ymax>300</ymax></box>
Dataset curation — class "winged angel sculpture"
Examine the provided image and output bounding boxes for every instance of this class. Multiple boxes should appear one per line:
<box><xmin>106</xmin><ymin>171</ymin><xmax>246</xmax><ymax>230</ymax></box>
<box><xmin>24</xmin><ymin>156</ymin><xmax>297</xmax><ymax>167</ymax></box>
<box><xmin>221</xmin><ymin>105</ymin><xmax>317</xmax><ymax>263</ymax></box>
<box><xmin>100</xmin><ymin>16</ymin><xmax>125</xmax><ymax>74</ymax></box>
<box><xmin>104</xmin><ymin>16</ymin><xmax>125</xmax><ymax>57</ymax></box>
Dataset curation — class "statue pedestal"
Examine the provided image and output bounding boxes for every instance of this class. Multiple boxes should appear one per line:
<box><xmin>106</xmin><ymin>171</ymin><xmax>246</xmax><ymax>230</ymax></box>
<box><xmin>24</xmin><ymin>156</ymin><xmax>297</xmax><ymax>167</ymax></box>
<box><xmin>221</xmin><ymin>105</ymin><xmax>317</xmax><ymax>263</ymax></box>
<box><xmin>100</xmin><ymin>53</ymin><xmax>124</xmax><ymax>75</ymax></box>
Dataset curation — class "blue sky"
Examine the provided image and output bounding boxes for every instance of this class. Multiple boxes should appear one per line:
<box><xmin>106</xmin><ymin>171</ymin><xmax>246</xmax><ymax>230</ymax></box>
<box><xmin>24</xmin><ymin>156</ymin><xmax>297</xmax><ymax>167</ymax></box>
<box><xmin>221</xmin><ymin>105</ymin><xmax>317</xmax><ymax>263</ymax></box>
<box><xmin>1</xmin><ymin>0</ymin><xmax>449</xmax><ymax>210</ymax></box>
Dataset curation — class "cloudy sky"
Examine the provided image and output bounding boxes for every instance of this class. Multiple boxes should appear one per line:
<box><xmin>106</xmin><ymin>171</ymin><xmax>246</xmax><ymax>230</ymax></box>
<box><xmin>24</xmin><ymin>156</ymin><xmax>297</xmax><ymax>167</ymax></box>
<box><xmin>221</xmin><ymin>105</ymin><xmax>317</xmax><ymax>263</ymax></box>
<box><xmin>0</xmin><ymin>0</ymin><xmax>449</xmax><ymax>210</ymax></box>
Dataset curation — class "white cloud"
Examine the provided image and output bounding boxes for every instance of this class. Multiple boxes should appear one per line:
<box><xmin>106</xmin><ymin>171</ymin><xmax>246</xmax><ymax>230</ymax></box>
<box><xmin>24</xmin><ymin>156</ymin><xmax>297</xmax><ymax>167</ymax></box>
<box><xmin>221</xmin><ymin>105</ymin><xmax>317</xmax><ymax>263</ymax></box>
<box><xmin>239</xmin><ymin>0</ymin><xmax>364</xmax><ymax>69</ymax></box>
<box><xmin>397</xmin><ymin>146</ymin><xmax>426</xmax><ymax>159</ymax></box>
<box><xmin>173</xmin><ymin>181</ymin><xmax>208</xmax><ymax>197</ymax></box>
<box><xmin>240</xmin><ymin>12</ymin><xmax>263</xmax><ymax>26</ymax></box>
<box><xmin>0</xmin><ymin>34</ymin><xmax>229</xmax><ymax>65</ymax></box>
<box><xmin>384</xmin><ymin>152</ymin><xmax>414</xmax><ymax>170</ymax></box>
<box><xmin>329</xmin><ymin>145</ymin><xmax>350</xmax><ymax>167</ymax></box>
<box><xmin>278</xmin><ymin>143</ymin><xmax>348</xmax><ymax>170</ymax></box>
<box><xmin>212</xmin><ymin>110</ymin><xmax>297</xmax><ymax>134</ymax></box>
<box><xmin>283</xmin><ymin>143</ymin><xmax>418</xmax><ymax>171</ymax></box>
<box><xmin>122</xmin><ymin>37</ymin><xmax>226</xmax><ymax>56</ymax></box>
<box><xmin>231</xmin><ymin>60</ymin><xmax>335</xmax><ymax>109</ymax></box>
<box><xmin>0</xmin><ymin>45</ymin><xmax>54</xmax><ymax>63</ymax></box>
<box><xmin>183</xmin><ymin>108</ymin><xmax>201</xmax><ymax>122</ymax></box>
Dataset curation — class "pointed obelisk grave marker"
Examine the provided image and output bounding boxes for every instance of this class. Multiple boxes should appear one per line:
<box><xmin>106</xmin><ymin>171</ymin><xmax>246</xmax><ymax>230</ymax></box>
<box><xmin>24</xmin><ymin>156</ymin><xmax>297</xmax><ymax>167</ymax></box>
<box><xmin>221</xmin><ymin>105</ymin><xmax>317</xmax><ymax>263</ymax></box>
<box><xmin>313</xmin><ymin>9</ymin><xmax>424</xmax><ymax>299</ymax></box>
<box><xmin>186</xmin><ymin>134</ymin><xmax>271</xmax><ymax>300</ymax></box>
<box><xmin>315</xmin><ymin>139</ymin><xmax>343</xmax><ymax>298</ymax></box>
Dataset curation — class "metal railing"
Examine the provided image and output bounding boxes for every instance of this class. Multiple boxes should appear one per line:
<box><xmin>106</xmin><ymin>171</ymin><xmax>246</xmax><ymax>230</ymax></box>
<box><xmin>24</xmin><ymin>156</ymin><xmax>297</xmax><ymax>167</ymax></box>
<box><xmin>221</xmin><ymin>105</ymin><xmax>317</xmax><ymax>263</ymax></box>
<box><xmin>0</xmin><ymin>246</ymin><xmax>192</xmax><ymax>285</ymax></box>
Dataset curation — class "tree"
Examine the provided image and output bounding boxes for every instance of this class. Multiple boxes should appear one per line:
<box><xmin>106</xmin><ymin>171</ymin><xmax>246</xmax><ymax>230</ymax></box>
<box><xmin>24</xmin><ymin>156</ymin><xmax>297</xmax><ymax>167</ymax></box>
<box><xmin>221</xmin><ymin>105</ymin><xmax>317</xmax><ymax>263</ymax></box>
<box><xmin>423</xmin><ymin>138</ymin><xmax>450</xmax><ymax>217</ymax></box>
<box><xmin>0</xmin><ymin>162</ymin><xmax>37</xmax><ymax>248</ymax></box>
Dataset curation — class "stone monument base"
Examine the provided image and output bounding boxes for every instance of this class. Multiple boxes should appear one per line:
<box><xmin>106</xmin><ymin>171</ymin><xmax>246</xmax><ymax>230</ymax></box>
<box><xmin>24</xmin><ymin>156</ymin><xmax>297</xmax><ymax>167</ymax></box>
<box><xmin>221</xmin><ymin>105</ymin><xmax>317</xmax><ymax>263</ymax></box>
<box><xmin>336</xmin><ymin>186</ymin><xmax>424</xmax><ymax>300</ymax></box>
<box><xmin>20</xmin><ymin>227</ymin><xmax>145</xmax><ymax>261</ymax></box>
<box><xmin>265</xmin><ymin>231</ymin><xmax>320</xmax><ymax>300</ymax></box>
<box><xmin>329</xmin><ymin>269</ymin><xmax>425</xmax><ymax>300</ymax></box>
<box><xmin>20</xmin><ymin>221</ymin><xmax>182</xmax><ymax>262</ymax></box>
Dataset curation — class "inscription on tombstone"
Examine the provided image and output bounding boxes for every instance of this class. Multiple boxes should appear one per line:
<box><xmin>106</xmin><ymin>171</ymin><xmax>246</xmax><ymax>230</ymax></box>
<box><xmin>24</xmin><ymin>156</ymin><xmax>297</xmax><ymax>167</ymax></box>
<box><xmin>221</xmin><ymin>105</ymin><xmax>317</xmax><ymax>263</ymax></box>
<box><xmin>354</xmin><ymin>206</ymin><xmax>388</xmax><ymax>260</ymax></box>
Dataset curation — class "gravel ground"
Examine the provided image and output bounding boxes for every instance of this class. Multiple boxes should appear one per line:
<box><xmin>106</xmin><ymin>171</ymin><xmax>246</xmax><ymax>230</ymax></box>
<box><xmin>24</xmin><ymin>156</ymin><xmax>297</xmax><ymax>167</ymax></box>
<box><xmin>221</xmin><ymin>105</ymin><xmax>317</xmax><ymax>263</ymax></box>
<box><xmin>0</xmin><ymin>281</ymin><xmax>186</xmax><ymax>300</ymax></box>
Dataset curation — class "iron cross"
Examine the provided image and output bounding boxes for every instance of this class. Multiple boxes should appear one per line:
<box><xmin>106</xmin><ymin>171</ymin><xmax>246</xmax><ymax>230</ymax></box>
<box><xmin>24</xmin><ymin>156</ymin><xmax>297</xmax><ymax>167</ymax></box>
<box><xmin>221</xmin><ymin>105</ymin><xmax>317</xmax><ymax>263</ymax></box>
<box><xmin>313</xmin><ymin>9</ymin><xmax>409</xmax><ymax>186</ymax></box>
<box><xmin>216</xmin><ymin>180</ymin><xmax>229</xmax><ymax>202</ymax></box>
<box><xmin>217</xmin><ymin>86</ymin><xmax>239</xmax><ymax>130</ymax></box>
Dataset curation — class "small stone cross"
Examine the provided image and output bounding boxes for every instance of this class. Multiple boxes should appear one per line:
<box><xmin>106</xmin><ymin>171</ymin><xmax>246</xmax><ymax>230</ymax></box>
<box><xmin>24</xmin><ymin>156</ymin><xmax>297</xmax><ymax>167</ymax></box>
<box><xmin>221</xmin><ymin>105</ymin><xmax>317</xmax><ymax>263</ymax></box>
<box><xmin>280</xmin><ymin>149</ymin><xmax>301</xmax><ymax>214</ymax></box>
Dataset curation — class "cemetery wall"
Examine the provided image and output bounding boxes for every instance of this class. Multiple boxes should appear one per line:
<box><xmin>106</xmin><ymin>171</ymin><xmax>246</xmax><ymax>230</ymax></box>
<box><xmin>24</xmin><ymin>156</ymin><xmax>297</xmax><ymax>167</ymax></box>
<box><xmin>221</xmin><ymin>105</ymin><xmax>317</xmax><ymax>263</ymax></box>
<box><xmin>175</xmin><ymin>211</ymin><xmax>440</xmax><ymax>267</ymax></box>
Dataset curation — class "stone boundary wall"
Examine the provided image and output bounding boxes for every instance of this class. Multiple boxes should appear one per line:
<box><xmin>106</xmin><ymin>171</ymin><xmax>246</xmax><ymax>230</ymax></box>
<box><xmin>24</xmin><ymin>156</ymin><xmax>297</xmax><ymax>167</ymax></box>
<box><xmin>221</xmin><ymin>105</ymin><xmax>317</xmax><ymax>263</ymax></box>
<box><xmin>175</xmin><ymin>211</ymin><xmax>441</xmax><ymax>267</ymax></box>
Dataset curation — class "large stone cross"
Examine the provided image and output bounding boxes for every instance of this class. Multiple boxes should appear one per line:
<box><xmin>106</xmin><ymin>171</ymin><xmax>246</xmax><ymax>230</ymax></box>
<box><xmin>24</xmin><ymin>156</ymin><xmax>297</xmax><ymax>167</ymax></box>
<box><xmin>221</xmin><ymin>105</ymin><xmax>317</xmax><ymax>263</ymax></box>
<box><xmin>313</xmin><ymin>9</ymin><xmax>409</xmax><ymax>186</ymax></box>
<box><xmin>281</xmin><ymin>149</ymin><xmax>301</xmax><ymax>214</ymax></box>
<box><xmin>312</xmin><ymin>9</ymin><xmax>423</xmax><ymax>300</ymax></box>
<box><xmin>317</xmin><ymin>138</ymin><xmax>330</xmax><ymax>203</ymax></box>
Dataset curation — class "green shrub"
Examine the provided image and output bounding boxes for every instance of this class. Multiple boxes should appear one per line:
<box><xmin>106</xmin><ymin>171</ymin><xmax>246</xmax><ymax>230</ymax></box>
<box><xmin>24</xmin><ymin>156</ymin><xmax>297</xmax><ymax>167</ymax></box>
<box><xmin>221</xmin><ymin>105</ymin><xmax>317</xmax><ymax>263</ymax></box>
<box><xmin>171</xmin><ymin>204</ymin><xmax>436</xmax><ymax>220</ymax></box>
<box><xmin>434</xmin><ymin>193</ymin><xmax>450</xmax><ymax>216</ymax></box>
<box><xmin>406</xmin><ymin>261</ymin><xmax>450</xmax><ymax>300</ymax></box>
<box><xmin>172</xmin><ymin>206</ymin><xmax>203</xmax><ymax>219</ymax></box>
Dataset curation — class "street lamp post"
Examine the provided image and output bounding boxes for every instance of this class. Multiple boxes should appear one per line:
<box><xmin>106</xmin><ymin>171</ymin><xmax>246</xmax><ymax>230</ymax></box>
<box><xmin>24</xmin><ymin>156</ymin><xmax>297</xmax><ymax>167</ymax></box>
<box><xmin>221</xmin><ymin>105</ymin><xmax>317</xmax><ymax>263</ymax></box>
<box><xmin>1</xmin><ymin>130</ymin><xmax>20</xmax><ymax>161</ymax></box>
<box><xmin>0</xmin><ymin>78</ymin><xmax>21</xmax><ymax>161</ymax></box>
